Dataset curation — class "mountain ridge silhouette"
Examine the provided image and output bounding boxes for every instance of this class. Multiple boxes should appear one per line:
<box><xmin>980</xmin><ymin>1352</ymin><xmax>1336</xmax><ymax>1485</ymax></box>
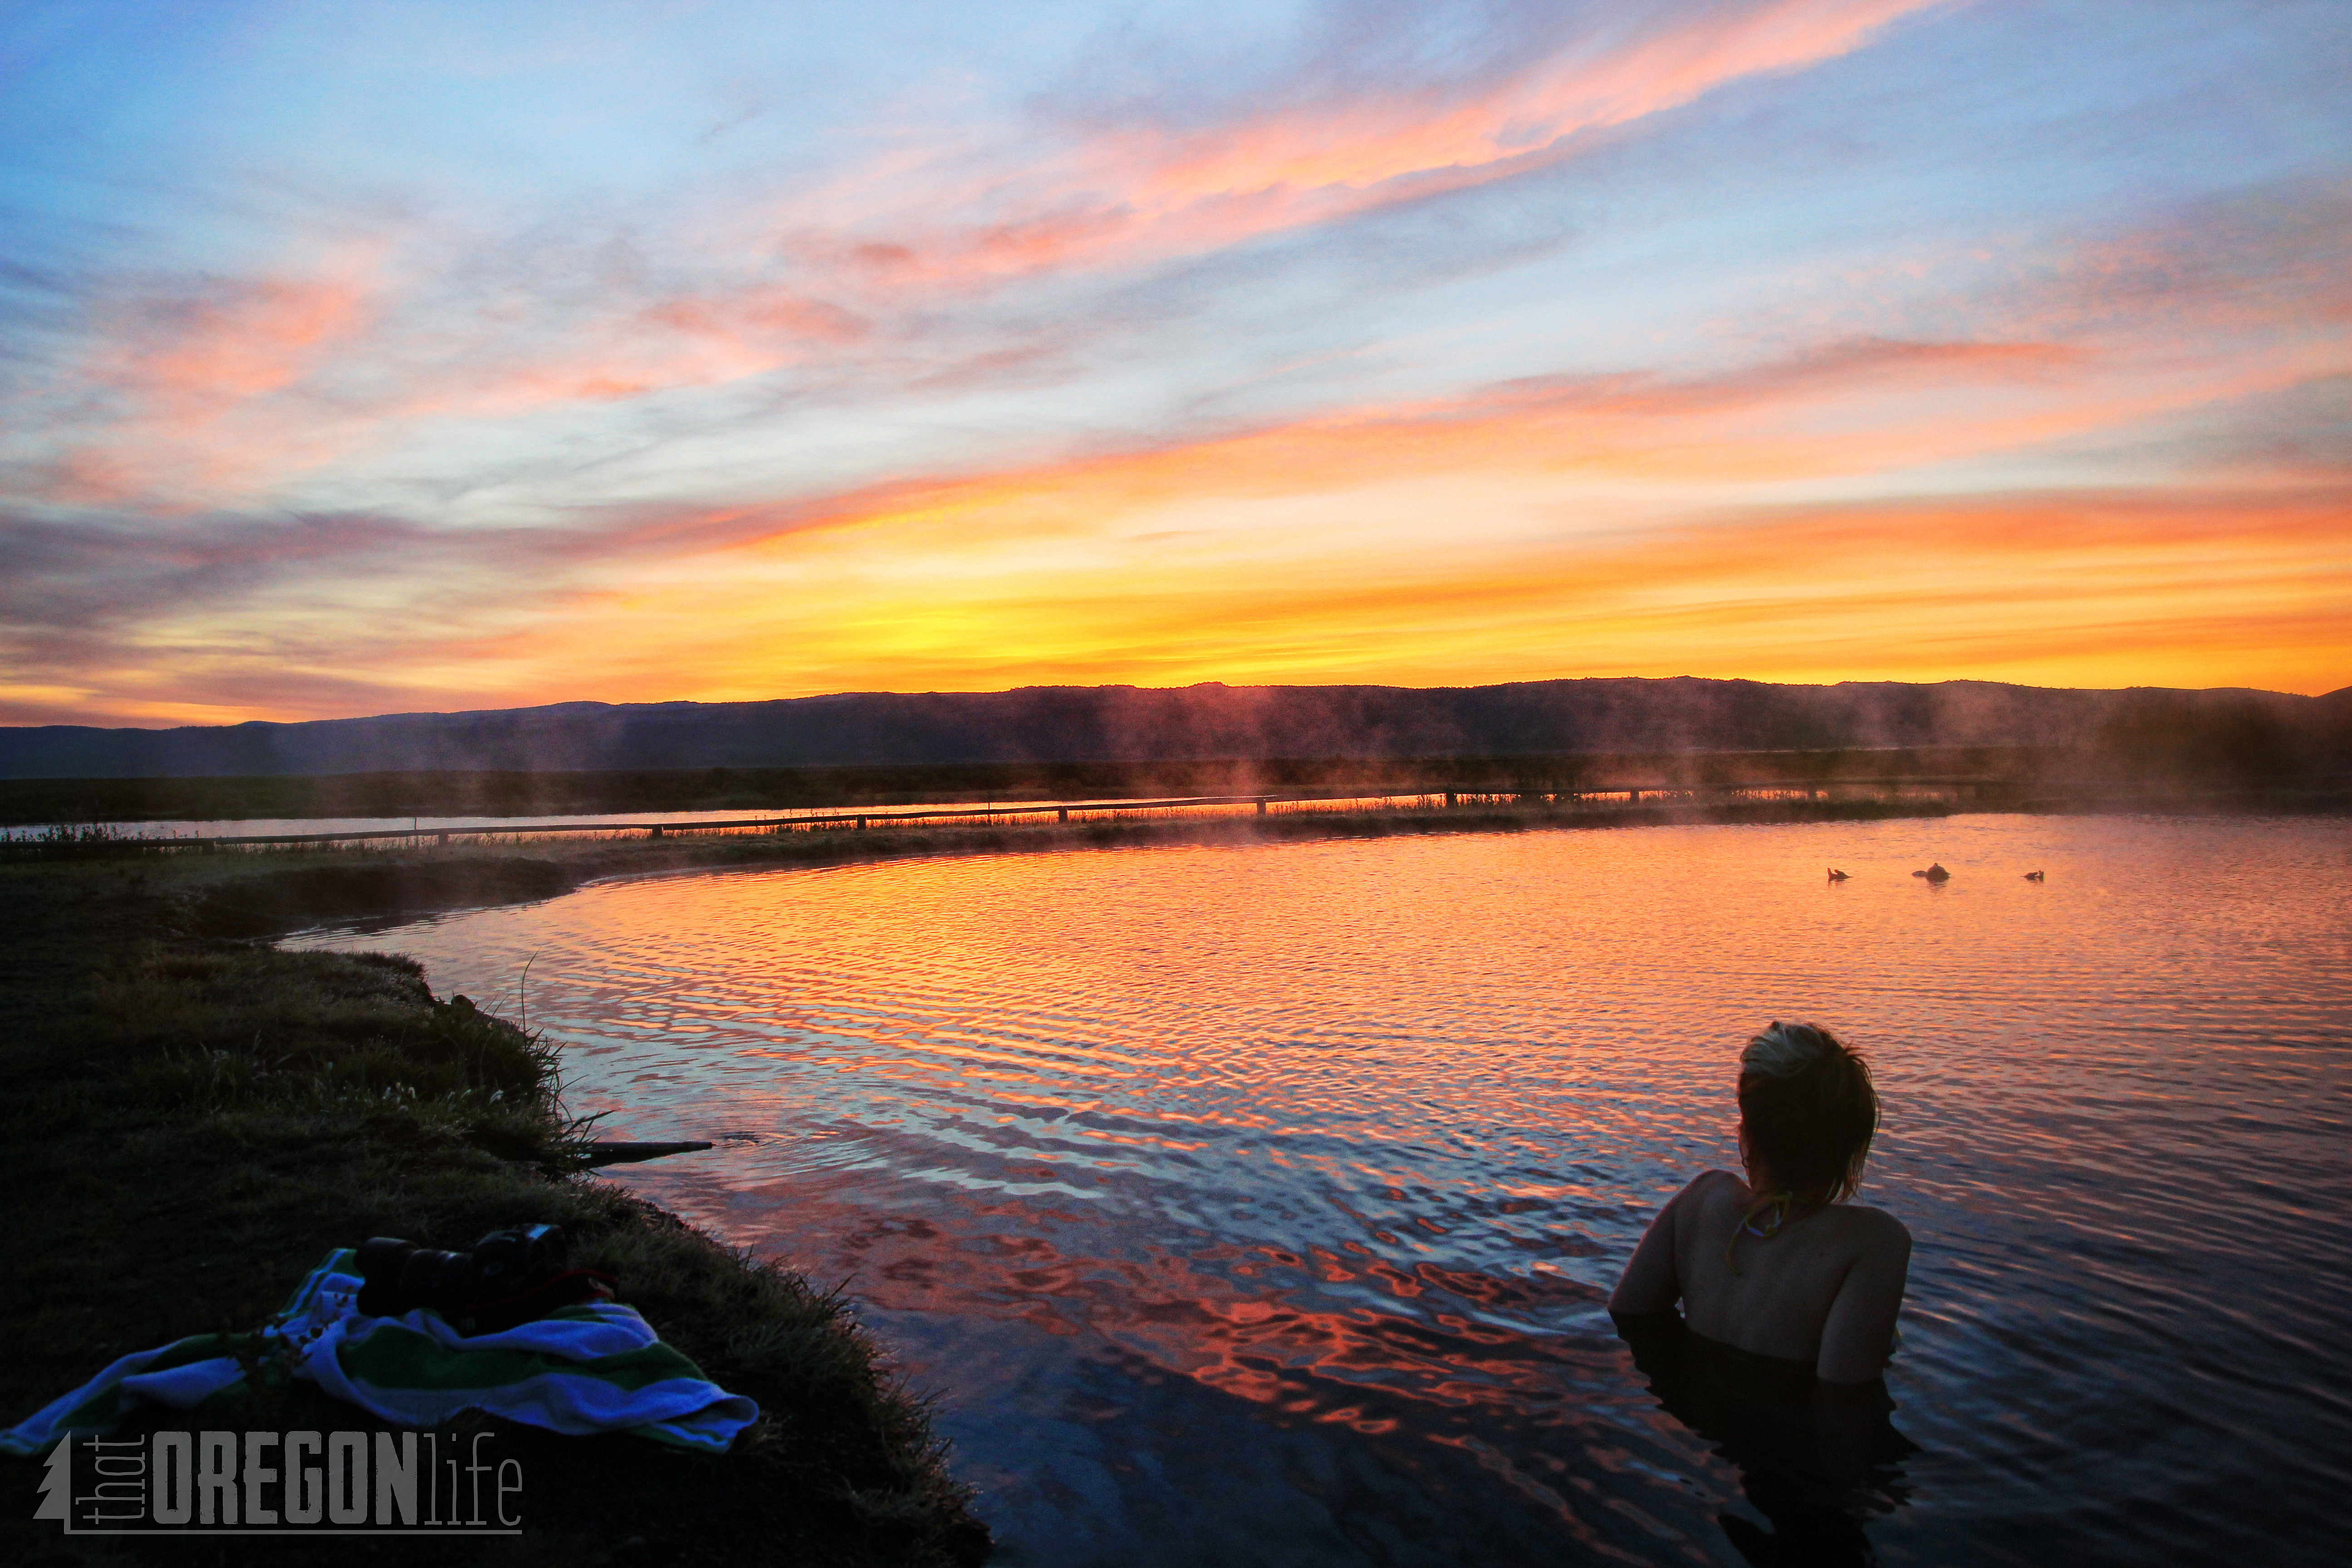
<box><xmin>5</xmin><ymin>677</ymin><xmax>2343</xmax><ymax>779</ymax></box>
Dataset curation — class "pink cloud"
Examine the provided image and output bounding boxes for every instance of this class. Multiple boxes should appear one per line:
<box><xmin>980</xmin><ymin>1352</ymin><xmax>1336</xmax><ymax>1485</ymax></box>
<box><xmin>805</xmin><ymin>0</ymin><xmax>1943</xmax><ymax>286</ymax></box>
<box><xmin>95</xmin><ymin>276</ymin><xmax>373</xmax><ymax>411</ymax></box>
<box><xmin>42</xmin><ymin>270</ymin><xmax>378</xmax><ymax>506</ymax></box>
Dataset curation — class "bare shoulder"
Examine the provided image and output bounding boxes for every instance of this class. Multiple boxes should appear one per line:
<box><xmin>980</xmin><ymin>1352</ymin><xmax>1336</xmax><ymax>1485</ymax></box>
<box><xmin>1669</xmin><ymin>1169</ymin><xmax>1744</xmax><ymax>1213</ymax></box>
<box><xmin>1827</xmin><ymin>1202</ymin><xmax>1912</xmax><ymax>1253</ymax></box>
<box><xmin>1681</xmin><ymin>1168</ymin><xmax>1744</xmax><ymax>1199</ymax></box>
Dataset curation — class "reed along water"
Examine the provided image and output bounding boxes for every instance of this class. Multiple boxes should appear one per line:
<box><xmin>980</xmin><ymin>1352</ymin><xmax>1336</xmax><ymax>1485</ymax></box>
<box><xmin>289</xmin><ymin>813</ymin><xmax>2351</xmax><ymax>1566</ymax></box>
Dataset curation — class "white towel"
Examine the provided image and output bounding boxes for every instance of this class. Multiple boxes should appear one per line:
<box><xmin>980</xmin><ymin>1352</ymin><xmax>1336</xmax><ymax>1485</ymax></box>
<box><xmin>1</xmin><ymin>1250</ymin><xmax>757</xmax><ymax>1456</ymax></box>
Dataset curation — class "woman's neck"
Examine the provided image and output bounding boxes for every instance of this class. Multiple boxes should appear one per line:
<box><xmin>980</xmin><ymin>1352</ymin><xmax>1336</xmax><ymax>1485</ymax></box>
<box><xmin>1744</xmin><ymin>1164</ymin><xmax>1823</xmax><ymax>1205</ymax></box>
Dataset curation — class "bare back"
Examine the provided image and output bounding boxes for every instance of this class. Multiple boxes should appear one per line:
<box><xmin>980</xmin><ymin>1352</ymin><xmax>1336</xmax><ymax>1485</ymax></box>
<box><xmin>1610</xmin><ymin>1170</ymin><xmax>1911</xmax><ymax>1383</ymax></box>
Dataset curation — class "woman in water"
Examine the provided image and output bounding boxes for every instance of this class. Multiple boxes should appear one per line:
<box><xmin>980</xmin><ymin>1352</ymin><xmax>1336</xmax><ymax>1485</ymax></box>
<box><xmin>1609</xmin><ymin>1021</ymin><xmax>1910</xmax><ymax>1384</ymax></box>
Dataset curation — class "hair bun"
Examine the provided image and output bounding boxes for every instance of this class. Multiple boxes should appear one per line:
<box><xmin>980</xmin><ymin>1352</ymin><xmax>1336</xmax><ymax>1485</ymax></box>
<box><xmin>1742</xmin><ymin>1020</ymin><xmax>1839</xmax><ymax>1078</ymax></box>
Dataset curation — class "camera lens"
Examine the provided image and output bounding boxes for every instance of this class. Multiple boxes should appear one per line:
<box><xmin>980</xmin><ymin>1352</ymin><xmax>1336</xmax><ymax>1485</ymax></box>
<box><xmin>355</xmin><ymin>1236</ymin><xmax>413</xmax><ymax>1281</ymax></box>
<box><xmin>396</xmin><ymin>1247</ymin><xmax>476</xmax><ymax>1315</ymax></box>
<box><xmin>470</xmin><ymin>1224</ymin><xmax>568</xmax><ymax>1296</ymax></box>
<box><xmin>351</xmin><ymin>1225</ymin><xmax>576</xmax><ymax>1329</ymax></box>
<box><xmin>355</xmin><ymin>1236</ymin><xmax>419</xmax><ymax>1318</ymax></box>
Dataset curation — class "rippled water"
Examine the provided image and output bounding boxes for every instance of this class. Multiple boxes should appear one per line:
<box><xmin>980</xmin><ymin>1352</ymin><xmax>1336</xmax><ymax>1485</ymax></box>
<box><xmin>289</xmin><ymin>814</ymin><xmax>2352</xmax><ymax>1566</ymax></box>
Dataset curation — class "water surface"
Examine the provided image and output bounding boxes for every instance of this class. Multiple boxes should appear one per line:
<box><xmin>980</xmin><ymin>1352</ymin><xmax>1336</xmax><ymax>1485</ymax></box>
<box><xmin>290</xmin><ymin>814</ymin><xmax>2352</xmax><ymax>1565</ymax></box>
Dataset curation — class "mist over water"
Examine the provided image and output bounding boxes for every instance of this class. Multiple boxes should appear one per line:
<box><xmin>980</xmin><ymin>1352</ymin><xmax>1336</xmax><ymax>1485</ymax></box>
<box><xmin>289</xmin><ymin>815</ymin><xmax>2352</xmax><ymax>1566</ymax></box>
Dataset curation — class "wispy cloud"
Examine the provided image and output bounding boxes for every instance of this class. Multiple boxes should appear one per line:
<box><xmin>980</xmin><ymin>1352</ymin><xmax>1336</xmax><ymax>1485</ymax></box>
<box><xmin>787</xmin><ymin>0</ymin><xmax>1947</xmax><ymax>286</ymax></box>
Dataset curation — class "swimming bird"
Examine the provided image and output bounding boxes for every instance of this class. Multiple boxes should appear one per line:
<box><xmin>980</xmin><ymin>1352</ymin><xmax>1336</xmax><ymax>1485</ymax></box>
<box><xmin>2024</xmin><ymin>870</ymin><xmax>2045</xmax><ymax>881</ymax></box>
<box><xmin>1827</xmin><ymin>867</ymin><xmax>1849</xmax><ymax>881</ymax></box>
<box><xmin>1911</xmin><ymin>862</ymin><xmax>1951</xmax><ymax>882</ymax></box>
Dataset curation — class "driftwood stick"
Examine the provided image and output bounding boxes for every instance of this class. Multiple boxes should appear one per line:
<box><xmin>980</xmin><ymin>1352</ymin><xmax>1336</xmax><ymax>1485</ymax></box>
<box><xmin>578</xmin><ymin>1140</ymin><xmax>715</xmax><ymax>1168</ymax></box>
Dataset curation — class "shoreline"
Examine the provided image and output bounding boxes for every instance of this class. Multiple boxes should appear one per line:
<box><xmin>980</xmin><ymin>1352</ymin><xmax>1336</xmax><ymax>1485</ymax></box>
<box><xmin>108</xmin><ymin>785</ymin><xmax>2352</xmax><ymax>941</ymax></box>
<box><xmin>0</xmin><ymin>855</ymin><xmax>991</xmax><ymax>1565</ymax></box>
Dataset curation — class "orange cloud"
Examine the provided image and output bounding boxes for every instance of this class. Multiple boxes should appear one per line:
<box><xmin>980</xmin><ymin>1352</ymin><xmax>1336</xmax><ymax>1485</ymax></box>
<box><xmin>603</xmin><ymin>334</ymin><xmax>2223</xmax><ymax>564</ymax></box>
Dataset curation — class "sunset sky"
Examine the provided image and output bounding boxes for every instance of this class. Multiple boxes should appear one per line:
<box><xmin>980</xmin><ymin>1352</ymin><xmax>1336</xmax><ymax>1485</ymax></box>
<box><xmin>2</xmin><ymin>0</ymin><xmax>2346</xmax><ymax>726</ymax></box>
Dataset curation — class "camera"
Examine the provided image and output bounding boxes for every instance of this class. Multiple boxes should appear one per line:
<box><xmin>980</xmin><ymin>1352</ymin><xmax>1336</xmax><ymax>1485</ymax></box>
<box><xmin>355</xmin><ymin>1223</ymin><xmax>589</xmax><ymax>1333</ymax></box>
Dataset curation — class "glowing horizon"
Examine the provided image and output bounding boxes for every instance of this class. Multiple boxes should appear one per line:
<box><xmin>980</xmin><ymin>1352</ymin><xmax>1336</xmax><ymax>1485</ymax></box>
<box><xmin>3</xmin><ymin>1</ymin><xmax>2346</xmax><ymax>727</ymax></box>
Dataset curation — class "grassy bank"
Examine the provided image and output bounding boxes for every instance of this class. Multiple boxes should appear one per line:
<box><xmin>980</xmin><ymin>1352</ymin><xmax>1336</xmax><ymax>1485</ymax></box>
<box><xmin>0</xmin><ymin>858</ymin><xmax>990</xmax><ymax>1566</ymax></box>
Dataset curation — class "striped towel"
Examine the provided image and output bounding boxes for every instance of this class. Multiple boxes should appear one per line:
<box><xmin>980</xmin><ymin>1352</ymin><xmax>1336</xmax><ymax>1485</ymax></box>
<box><xmin>0</xmin><ymin>1250</ymin><xmax>757</xmax><ymax>1457</ymax></box>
